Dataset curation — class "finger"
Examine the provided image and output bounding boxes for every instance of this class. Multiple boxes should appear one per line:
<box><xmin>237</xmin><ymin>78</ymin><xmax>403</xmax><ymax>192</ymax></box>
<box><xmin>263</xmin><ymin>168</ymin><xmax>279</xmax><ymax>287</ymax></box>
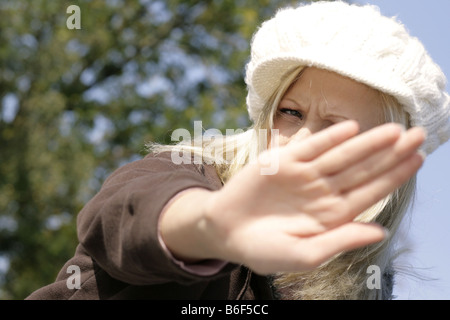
<box><xmin>342</xmin><ymin>151</ymin><xmax>424</xmax><ymax>219</ymax></box>
<box><xmin>296</xmin><ymin>222</ymin><xmax>387</xmax><ymax>270</ymax></box>
<box><xmin>313</xmin><ymin>123</ymin><xmax>404</xmax><ymax>176</ymax></box>
<box><xmin>330</xmin><ymin>126</ymin><xmax>426</xmax><ymax>192</ymax></box>
<box><xmin>287</xmin><ymin>120</ymin><xmax>360</xmax><ymax>161</ymax></box>
<box><xmin>247</xmin><ymin>222</ymin><xmax>386</xmax><ymax>274</ymax></box>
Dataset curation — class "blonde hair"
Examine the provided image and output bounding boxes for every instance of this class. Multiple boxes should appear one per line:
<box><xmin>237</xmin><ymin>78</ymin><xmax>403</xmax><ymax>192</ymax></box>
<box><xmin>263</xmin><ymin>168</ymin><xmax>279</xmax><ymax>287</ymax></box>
<box><xmin>149</xmin><ymin>66</ymin><xmax>416</xmax><ymax>300</ymax></box>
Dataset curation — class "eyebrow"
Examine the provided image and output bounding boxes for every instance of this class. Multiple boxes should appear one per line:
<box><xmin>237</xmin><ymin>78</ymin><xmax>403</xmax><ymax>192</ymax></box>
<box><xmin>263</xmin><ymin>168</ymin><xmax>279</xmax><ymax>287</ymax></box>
<box><xmin>319</xmin><ymin>88</ymin><xmax>349</xmax><ymax>120</ymax></box>
<box><xmin>322</xmin><ymin>112</ymin><xmax>349</xmax><ymax>121</ymax></box>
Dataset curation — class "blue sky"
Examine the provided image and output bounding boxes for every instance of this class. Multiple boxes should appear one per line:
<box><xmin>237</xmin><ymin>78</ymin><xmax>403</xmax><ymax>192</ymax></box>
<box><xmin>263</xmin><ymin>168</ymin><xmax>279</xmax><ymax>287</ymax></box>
<box><xmin>353</xmin><ymin>0</ymin><xmax>450</xmax><ymax>300</ymax></box>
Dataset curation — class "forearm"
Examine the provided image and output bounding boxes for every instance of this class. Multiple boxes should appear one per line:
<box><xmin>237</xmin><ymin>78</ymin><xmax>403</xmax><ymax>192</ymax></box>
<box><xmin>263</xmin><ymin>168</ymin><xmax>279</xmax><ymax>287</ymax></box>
<box><xmin>77</xmin><ymin>153</ymin><xmax>229</xmax><ymax>285</ymax></box>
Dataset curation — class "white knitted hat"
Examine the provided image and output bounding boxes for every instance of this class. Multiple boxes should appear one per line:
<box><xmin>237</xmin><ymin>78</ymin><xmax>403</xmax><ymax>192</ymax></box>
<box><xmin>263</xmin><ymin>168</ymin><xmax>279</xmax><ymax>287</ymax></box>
<box><xmin>245</xmin><ymin>1</ymin><xmax>450</xmax><ymax>155</ymax></box>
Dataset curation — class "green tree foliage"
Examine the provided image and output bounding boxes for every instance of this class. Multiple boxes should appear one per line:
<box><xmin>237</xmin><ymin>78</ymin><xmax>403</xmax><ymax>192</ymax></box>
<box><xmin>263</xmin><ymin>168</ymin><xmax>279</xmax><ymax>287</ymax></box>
<box><xmin>0</xmin><ymin>0</ymin><xmax>327</xmax><ymax>299</ymax></box>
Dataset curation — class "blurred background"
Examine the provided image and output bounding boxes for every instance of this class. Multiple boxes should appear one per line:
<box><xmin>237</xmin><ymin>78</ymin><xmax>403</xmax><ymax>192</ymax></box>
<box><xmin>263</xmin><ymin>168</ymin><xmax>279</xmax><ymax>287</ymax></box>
<box><xmin>0</xmin><ymin>0</ymin><xmax>448</xmax><ymax>299</ymax></box>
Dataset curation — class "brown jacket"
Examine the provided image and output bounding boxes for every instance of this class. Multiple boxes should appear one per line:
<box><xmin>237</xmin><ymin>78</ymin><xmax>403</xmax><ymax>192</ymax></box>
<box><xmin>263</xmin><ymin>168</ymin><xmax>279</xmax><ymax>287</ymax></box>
<box><xmin>26</xmin><ymin>152</ymin><xmax>274</xmax><ymax>300</ymax></box>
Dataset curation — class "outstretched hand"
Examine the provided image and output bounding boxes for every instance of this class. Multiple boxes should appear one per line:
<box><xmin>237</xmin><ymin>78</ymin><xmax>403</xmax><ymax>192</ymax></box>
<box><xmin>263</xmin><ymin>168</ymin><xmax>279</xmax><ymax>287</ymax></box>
<box><xmin>161</xmin><ymin>121</ymin><xmax>425</xmax><ymax>275</ymax></box>
<box><xmin>200</xmin><ymin>121</ymin><xmax>425</xmax><ymax>274</ymax></box>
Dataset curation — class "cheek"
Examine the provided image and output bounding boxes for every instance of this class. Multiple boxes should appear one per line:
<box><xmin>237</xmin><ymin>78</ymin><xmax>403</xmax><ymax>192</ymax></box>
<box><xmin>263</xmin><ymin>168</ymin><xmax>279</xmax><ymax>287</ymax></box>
<box><xmin>355</xmin><ymin>110</ymin><xmax>385</xmax><ymax>132</ymax></box>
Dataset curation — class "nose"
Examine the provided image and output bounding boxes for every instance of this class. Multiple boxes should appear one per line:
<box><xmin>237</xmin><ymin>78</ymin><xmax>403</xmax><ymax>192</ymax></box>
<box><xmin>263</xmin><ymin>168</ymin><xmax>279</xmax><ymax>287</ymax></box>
<box><xmin>291</xmin><ymin>119</ymin><xmax>324</xmax><ymax>142</ymax></box>
<box><xmin>291</xmin><ymin>127</ymin><xmax>313</xmax><ymax>141</ymax></box>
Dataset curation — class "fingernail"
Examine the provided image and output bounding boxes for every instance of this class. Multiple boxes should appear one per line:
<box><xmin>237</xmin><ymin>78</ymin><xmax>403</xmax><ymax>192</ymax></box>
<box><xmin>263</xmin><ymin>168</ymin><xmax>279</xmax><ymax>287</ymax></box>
<box><xmin>412</xmin><ymin>126</ymin><xmax>427</xmax><ymax>139</ymax></box>
<box><xmin>421</xmin><ymin>127</ymin><xmax>428</xmax><ymax>140</ymax></box>
<box><xmin>417</xmin><ymin>149</ymin><xmax>427</xmax><ymax>161</ymax></box>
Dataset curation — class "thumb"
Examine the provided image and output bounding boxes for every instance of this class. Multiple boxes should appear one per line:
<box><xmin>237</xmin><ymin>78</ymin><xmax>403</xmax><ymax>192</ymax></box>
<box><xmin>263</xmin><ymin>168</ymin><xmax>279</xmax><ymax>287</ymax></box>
<box><xmin>305</xmin><ymin>222</ymin><xmax>387</xmax><ymax>264</ymax></box>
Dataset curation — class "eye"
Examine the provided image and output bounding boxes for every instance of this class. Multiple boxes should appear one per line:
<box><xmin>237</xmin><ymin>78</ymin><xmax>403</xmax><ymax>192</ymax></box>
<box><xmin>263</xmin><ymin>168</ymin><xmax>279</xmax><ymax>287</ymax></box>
<box><xmin>280</xmin><ymin>108</ymin><xmax>304</xmax><ymax>120</ymax></box>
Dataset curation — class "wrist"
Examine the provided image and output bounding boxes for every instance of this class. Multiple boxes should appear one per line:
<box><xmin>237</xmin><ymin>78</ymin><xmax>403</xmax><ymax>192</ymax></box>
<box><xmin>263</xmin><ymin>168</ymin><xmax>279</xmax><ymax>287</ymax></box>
<box><xmin>159</xmin><ymin>188</ymin><xmax>220</xmax><ymax>262</ymax></box>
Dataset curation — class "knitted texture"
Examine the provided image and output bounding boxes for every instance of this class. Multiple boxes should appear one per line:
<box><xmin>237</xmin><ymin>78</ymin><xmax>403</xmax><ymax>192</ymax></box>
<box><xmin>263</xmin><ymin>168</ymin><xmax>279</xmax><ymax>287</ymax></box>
<box><xmin>245</xmin><ymin>1</ymin><xmax>450</xmax><ymax>155</ymax></box>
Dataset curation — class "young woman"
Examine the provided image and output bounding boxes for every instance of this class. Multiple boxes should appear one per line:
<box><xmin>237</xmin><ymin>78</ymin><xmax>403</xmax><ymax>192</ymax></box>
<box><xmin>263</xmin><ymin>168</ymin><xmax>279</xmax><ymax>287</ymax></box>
<box><xmin>27</xmin><ymin>1</ymin><xmax>449</xmax><ymax>300</ymax></box>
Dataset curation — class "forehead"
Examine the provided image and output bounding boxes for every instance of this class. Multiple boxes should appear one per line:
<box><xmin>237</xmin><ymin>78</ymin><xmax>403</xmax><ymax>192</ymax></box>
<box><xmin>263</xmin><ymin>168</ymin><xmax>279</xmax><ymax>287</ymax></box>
<box><xmin>284</xmin><ymin>67</ymin><xmax>384</xmax><ymax>129</ymax></box>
